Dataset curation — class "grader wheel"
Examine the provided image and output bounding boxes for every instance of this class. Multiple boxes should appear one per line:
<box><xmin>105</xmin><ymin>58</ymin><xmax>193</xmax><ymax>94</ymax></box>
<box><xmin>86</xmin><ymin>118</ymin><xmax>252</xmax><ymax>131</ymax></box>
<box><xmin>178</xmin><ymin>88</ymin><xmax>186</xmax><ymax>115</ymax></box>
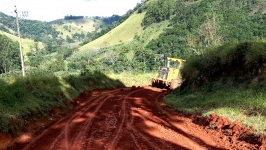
<box><xmin>169</xmin><ymin>79</ymin><xmax>180</xmax><ymax>90</ymax></box>
<box><xmin>152</xmin><ymin>79</ymin><xmax>156</xmax><ymax>87</ymax></box>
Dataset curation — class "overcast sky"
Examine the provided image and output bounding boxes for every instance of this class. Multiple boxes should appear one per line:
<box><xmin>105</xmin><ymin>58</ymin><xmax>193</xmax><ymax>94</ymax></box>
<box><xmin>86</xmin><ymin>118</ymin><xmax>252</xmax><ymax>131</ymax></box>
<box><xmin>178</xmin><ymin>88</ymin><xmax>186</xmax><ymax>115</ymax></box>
<box><xmin>0</xmin><ymin>0</ymin><xmax>142</xmax><ymax>21</ymax></box>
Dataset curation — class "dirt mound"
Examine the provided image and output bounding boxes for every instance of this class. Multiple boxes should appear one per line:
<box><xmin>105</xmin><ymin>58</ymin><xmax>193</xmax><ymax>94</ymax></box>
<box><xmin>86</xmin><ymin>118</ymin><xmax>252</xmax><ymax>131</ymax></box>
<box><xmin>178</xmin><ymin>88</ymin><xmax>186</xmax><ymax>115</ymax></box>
<box><xmin>192</xmin><ymin>113</ymin><xmax>266</xmax><ymax>149</ymax></box>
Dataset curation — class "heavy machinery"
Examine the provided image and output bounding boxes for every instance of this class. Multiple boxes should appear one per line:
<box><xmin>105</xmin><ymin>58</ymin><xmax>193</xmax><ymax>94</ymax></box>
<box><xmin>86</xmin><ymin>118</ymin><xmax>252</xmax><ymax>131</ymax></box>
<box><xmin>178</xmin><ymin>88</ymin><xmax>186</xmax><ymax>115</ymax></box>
<box><xmin>152</xmin><ymin>57</ymin><xmax>186</xmax><ymax>90</ymax></box>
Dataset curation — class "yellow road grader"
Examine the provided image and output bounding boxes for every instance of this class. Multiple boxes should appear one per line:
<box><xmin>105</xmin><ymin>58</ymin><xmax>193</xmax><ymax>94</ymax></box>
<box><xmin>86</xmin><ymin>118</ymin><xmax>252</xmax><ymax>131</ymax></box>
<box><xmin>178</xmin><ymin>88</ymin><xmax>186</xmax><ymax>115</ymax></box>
<box><xmin>152</xmin><ymin>57</ymin><xmax>186</xmax><ymax>90</ymax></box>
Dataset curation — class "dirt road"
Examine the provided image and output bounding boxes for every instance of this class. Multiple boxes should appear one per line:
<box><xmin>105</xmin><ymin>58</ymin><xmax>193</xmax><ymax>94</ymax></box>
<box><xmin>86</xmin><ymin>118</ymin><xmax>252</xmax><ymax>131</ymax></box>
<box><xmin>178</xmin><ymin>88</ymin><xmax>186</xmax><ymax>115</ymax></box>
<box><xmin>13</xmin><ymin>87</ymin><xmax>262</xmax><ymax>150</ymax></box>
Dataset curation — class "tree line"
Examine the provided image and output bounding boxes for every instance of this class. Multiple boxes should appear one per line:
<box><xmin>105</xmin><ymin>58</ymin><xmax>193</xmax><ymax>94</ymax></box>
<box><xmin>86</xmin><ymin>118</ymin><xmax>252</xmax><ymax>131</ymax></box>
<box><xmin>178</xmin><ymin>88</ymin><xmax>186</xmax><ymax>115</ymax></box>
<box><xmin>64</xmin><ymin>15</ymin><xmax>84</xmax><ymax>20</ymax></box>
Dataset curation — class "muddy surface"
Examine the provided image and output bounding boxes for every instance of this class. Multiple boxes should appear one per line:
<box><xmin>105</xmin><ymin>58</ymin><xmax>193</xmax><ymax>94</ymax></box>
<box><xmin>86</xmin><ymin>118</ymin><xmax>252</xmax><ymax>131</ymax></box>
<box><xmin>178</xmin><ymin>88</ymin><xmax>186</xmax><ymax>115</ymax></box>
<box><xmin>9</xmin><ymin>87</ymin><xmax>266</xmax><ymax>150</ymax></box>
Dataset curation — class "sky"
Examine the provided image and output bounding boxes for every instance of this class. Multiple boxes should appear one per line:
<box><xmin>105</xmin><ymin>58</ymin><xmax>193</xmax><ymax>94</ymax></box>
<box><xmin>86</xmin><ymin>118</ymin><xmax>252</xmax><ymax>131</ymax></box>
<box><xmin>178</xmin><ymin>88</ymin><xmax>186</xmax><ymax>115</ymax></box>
<box><xmin>0</xmin><ymin>0</ymin><xmax>142</xmax><ymax>21</ymax></box>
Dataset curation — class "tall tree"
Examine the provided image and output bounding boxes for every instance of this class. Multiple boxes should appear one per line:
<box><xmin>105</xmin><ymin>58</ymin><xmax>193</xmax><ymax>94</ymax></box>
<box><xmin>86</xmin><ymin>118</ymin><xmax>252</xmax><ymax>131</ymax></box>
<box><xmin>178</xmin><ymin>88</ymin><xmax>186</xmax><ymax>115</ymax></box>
<box><xmin>0</xmin><ymin>34</ymin><xmax>21</xmax><ymax>75</ymax></box>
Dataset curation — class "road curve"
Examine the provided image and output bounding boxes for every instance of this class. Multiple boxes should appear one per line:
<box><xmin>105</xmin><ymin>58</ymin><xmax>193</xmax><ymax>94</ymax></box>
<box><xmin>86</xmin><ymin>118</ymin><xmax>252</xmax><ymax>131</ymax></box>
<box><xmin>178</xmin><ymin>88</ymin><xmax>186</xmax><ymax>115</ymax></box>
<box><xmin>15</xmin><ymin>87</ymin><xmax>255</xmax><ymax>150</ymax></box>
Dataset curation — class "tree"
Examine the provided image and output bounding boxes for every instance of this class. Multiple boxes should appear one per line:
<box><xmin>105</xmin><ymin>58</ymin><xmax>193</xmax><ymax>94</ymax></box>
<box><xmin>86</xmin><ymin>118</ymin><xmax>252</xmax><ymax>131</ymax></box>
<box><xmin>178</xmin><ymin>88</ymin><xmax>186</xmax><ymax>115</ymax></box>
<box><xmin>197</xmin><ymin>16</ymin><xmax>222</xmax><ymax>47</ymax></box>
<box><xmin>0</xmin><ymin>34</ymin><xmax>20</xmax><ymax>75</ymax></box>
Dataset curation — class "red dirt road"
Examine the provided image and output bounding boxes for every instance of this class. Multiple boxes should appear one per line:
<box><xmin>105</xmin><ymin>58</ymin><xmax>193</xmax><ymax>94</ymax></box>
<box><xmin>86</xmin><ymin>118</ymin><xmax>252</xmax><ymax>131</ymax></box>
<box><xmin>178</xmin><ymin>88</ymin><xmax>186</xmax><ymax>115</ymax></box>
<box><xmin>12</xmin><ymin>87</ymin><xmax>263</xmax><ymax>150</ymax></box>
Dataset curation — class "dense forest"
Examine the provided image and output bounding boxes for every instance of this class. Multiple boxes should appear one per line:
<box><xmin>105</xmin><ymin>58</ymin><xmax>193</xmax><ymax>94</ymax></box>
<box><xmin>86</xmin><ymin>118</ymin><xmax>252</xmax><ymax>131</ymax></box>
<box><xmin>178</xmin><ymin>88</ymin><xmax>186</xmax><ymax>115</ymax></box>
<box><xmin>64</xmin><ymin>15</ymin><xmax>84</xmax><ymax>20</ymax></box>
<box><xmin>144</xmin><ymin>0</ymin><xmax>266</xmax><ymax>59</ymax></box>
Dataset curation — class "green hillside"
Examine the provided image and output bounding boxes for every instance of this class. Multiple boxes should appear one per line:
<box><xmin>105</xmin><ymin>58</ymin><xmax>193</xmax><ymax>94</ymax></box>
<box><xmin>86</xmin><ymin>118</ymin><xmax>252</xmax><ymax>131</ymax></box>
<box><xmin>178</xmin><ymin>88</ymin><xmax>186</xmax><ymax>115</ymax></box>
<box><xmin>0</xmin><ymin>30</ymin><xmax>43</xmax><ymax>57</ymax></box>
<box><xmin>79</xmin><ymin>0</ymin><xmax>266</xmax><ymax>57</ymax></box>
<box><xmin>145</xmin><ymin>0</ymin><xmax>266</xmax><ymax>59</ymax></box>
<box><xmin>72</xmin><ymin>0</ymin><xmax>266</xmax><ymax>75</ymax></box>
<box><xmin>0</xmin><ymin>12</ymin><xmax>120</xmax><ymax>45</ymax></box>
<box><xmin>79</xmin><ymin>13</ymin><xmax>145</xmax><ymax>50</ymax></box>
<box><xmin>51</xmin><ymin>17</ymin><xmax>111</xmax><ymax>40</ymax></box>
<box><xmin>0</xmin><ymin>12</ymin><xmax>60</xmax><ymax>43</ymax></box>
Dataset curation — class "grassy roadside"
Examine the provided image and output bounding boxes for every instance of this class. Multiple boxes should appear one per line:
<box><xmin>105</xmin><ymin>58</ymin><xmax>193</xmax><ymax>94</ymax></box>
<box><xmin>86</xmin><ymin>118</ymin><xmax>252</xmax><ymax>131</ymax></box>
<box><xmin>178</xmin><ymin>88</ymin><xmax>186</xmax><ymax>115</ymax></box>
<box><xmin>108</xmin><ymin>72</ymin><xmax>156</xmax><ymax>87</ymax></box>
<box><xmin>164</xmin><ymin>42</ymin><xmax>266</xmax><ymax>133</ymax></box>
<box><xmin>165</xmin><ymin>80</ymin><xmax>266</xmax><ymax>133</ymax></box>
<box><xmin>0</xmin><ymin>71</ymin><xmax>125</xmax><ymax>133</ymax></box>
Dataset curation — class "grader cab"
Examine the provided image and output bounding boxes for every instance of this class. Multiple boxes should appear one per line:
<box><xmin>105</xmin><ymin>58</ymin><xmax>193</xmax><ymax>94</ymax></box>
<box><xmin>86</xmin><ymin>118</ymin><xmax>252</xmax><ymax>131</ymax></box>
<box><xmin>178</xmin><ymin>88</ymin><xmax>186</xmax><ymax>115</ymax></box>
<box><xmin>152</xmin><ymin>57</ymin><xmax>186</xmax><ymax>90</ymax></box>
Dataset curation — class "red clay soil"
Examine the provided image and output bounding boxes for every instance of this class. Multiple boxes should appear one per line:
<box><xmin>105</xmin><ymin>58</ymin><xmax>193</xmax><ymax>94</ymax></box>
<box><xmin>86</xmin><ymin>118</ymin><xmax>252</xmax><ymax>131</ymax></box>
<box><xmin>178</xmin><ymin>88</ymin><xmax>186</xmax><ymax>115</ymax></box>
<box><xmin>6</xmin><ymin>87</ymin><xmax>266</xmax><ymax>150</ymax></box>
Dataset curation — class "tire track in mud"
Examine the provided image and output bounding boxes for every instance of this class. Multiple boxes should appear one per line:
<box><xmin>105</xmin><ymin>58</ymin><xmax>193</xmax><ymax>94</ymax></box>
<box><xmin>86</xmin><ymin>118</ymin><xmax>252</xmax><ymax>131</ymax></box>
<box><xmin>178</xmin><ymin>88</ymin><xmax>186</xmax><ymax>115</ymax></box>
<box><xmin>125</xmin><ymin>93</ymin><xmax>175</xmax><ymax>150</ymax></box>
<box><xmin>23</xmin><ymin>89</ymin><xmax>121</xmax><ymax>150</ymax></box>
<box><xmin>20</xmin><ymin>87</ymin><xmax>247</xmax><ymax>150</ymax></box>
<box><xmin>48</xmin><ymin>94</ymin><xmax>111</xmax><ymax>150</ymax></box>
<box><xmin>49</xmin><ymin>95</ymin><xmax>104</xmax><ymax>150</ymax></box>
<box><xmin>107</xmin><ymin>99</ymin><xmax>126</xmax><ymax>150</ymax></box>
<box><xmin>129</xmin><ymin>132</ymin><xmax>142</xmax><ymax>150</ymax></box>
<box><xmin>24</xmin><ymin>87</ymin><xmax>173</xmax><ymax>150</ymax></box>
<box><xmin>107</xmin><ymin>89</ymin><xmax>145</xmax><ymax>150</ymax></box>
<box><xmin>85</xmin><ymin>89</ymin><xmax>144</xmax><ymax>150</ymax></box>
<box><xmin>58</xmin><ymin>90</ymin><xmax>123</xmax><ymax>150</ymax></box>
<box><xmin>70</xmin><ymin>94</ymin><xmax>117</xmax><ymax>150</ymax></box>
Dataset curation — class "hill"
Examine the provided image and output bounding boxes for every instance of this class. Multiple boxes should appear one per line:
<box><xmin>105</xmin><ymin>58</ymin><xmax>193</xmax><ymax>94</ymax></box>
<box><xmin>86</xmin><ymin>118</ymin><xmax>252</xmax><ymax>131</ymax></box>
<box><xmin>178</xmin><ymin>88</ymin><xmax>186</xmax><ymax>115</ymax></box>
<box><xmin>0</xmin><ymin>12</ymin><xmax>59</xmax><ymax>43</ymax></box>
<box><xmin>145</xmin><ymin>0</ymin><xmax>266</xmax><ymax>59</ymax></box>
<box><xmin>78</xmin><ymin>0</ymin><xmax>170</xmax><ymax>51</ymax></box>
<box><xmin>51</xmin><ymin>18</ymin><xmax>100</xmax><ymax>40</ymax></box>
<box><xmin>0</xmin><ymin>30</ymin><xmax>43</xmax><ymax>58</ymax></box>
<box><xmin>0</xmin><ymin>12</ymin><xmax>120</xmax><ymax>45</ymax></box>
<box><xmin>51</xmin><ymin>15</ymin><xmax>120</xmax><ymax>41</ymax></box>
<box><xmin>79</xmin><ymin>12</ymin><xmax>145</xmax><ymax>50</ymax></box>
<box><xmin>79</xmin><ymin>0</ymin><xmax>266</xmax><ymax>58</ymax></box>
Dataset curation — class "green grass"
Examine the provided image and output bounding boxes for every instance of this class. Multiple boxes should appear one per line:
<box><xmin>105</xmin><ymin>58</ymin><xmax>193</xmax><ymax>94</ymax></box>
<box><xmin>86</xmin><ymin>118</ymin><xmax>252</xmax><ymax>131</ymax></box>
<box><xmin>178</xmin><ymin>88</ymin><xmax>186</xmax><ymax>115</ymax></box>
<box><xmin>0</xmin><ymin>71</ymin><xmax>125</xmax><ymax>133</ymax></box>
<box><xmin>0</xmin><ymin>31</ymin><xmax>43</xmax><ymax>60</ymax></box>
<box><xmin>52</xmin><ymin>18</ymin><xmax>100</xmax><ymax>40</ymax></box>
<box><xmin>78</xmin><ymin>10</ymin><xmax>171</xmax><ymax>52</ymax></box>
<box><xmin>108</xmin><ymin>72</ymin><xmax>156</xmax><ymax>87</ymax></box>
<box><xmin>165</xmin><ymin>81</ymin><xmax>266</xmax><ymax>133</ymax></box>
<box><xmin>79</xmin><ymin>12</ymin><xmax>146</xmax><ymax>51</ymax></box>
<box><xmin>135</xmin><ymin>19</ymin><xmax>170</xmax><ymax>46</ymax></box>
<box><xmin>165</xmin><ymin>42</ymin><xmax>266</xmax><ymax>133</ymax></box>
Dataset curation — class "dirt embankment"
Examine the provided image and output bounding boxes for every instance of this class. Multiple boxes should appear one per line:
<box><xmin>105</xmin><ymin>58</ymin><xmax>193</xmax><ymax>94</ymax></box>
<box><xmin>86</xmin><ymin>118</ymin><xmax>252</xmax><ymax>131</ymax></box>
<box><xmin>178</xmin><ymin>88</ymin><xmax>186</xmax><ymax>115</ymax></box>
<box><xmin>4</xmin><ymin>87</ymin><xmax>266</xmax><ymax>150</ymax></box>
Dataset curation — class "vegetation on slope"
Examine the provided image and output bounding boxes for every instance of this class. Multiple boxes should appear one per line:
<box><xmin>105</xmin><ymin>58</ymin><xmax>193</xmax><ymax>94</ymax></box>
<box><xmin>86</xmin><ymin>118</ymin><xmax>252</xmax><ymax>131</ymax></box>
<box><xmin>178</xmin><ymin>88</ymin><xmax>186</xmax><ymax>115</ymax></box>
<box><xmin>165</xmin><ymin>42</ymin><xmax>266</xmax><ymax>133</ymax></box>
<box><xmin>0</xmin><ymin>31</ymin><xmax>43</xmax><ymax>57</ymax></box>
<box><xmin>79</xmin><ymin>0</ymin><xmax>266</xmax><ymax>70</ymax></box>
<box><xmin>51</xmin><ymin>15</ymin><xmax>120</xmax><ymax>41</ymax></box>
<box><xmin>0</xmin><ymin>12</ymin><xmax>59</xmax><ymax>43</ymax></box>
<box><xmin>80</xmin><ymin>3</ymin><xmax>145</xmax><ymax>46</ymax></box>
<box><xmin>79</xmin><ymin>12</ymin><xmax>145</xmax><ymax>50</ymax></box>
<box><xmin>0</xmin><ymin>34</ymin><xmax>20</xmax><ymax>74</ymax></box>
<box><xmin>0</xmin><ymin>12</ymin><xmax>120</xmax><ymax>46</ymax></box>
<box><xmin>145</xmin><ymin>0</ymin><xmax>266</xmax><ymax>59</ymax></box>
<box><xmin>142</xmin><ymin>0</ymin><xmax>176</xmax><ymax>27</ymax></box>
<box><xmin>0</xmin><ymin>71</ymin><xmax>125</xmax><ymax>133</ymax></box>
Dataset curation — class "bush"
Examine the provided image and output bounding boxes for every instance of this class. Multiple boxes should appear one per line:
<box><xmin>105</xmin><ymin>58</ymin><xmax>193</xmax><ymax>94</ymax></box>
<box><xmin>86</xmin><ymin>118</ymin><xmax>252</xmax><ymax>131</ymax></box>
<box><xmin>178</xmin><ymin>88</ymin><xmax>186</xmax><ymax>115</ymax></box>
<box><xmin>182</xmin><ymin>42</ymin><xmax>266</xmax><ymax>88</ymax></box>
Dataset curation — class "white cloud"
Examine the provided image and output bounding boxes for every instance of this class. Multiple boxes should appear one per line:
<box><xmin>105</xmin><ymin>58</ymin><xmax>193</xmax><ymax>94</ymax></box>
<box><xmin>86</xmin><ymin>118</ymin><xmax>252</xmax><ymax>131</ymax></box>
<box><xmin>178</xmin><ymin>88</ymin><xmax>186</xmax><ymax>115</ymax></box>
<box><xmin>0</xmin><ymin>0</ymin><xmax>142</xmax><ymax>21</ymax></box>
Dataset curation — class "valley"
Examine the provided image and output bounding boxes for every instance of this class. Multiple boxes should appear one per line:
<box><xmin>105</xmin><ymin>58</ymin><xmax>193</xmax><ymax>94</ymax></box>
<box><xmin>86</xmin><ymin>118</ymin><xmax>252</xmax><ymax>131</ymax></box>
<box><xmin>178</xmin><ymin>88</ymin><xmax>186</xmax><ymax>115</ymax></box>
<box><xmin>1</xmin><ymin>0</ymin><xmax>266</xmax><ymax>149</ymax></box>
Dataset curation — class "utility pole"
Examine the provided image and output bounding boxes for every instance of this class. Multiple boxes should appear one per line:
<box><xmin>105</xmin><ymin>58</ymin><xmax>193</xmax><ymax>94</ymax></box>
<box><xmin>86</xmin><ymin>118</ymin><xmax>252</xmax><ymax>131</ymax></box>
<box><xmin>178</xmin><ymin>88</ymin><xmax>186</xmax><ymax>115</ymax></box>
<box><xmin>14</xmin><ymin>5</ymin><xmax>26</xmax><ymax>76</ymax></box>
